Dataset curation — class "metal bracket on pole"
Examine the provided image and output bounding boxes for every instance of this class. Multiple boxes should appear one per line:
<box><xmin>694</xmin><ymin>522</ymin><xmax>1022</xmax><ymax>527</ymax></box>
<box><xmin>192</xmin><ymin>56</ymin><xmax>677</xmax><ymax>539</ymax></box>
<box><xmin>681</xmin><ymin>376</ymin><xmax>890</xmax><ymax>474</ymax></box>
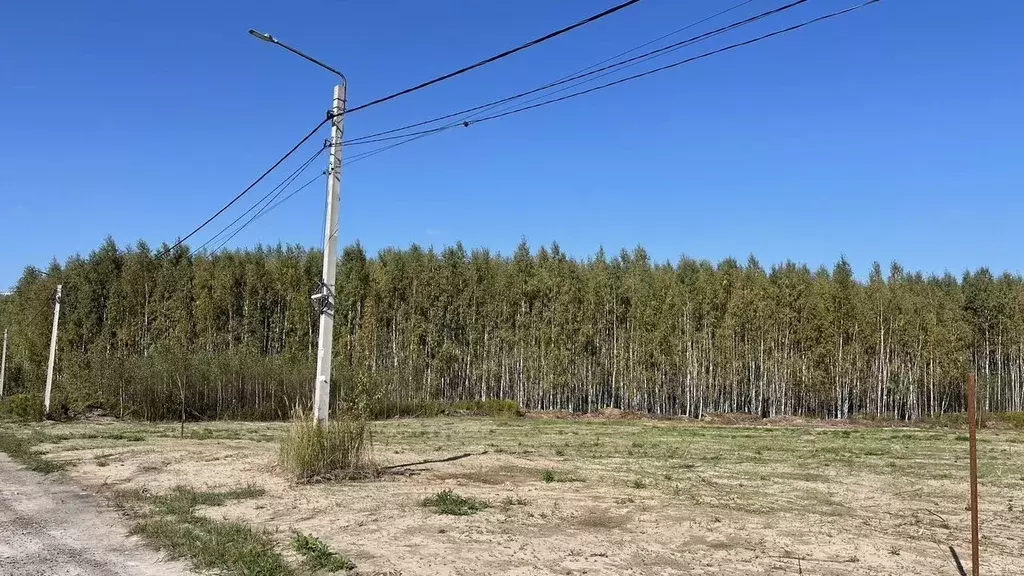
<box><xmin>311</xmin><ymin>281</ymin><xmax>335</xmax><ymax>315</ymax></box>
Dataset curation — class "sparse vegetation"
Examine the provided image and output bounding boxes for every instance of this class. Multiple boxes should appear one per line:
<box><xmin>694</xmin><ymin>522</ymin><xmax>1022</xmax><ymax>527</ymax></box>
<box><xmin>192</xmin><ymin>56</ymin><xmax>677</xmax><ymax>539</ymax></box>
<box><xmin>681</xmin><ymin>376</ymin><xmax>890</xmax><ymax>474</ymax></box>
<box><xmin>3</xmin><ymin>415</ymin><xmax>1023</xmax><ymax>575</ymax></box>
<box><xmin>114</xmin><ymin>485</ymin><xmax>286</xmax><ymax>576</ymax></box>
<box><xmin>279</xmin><ymin>411</ymin><xmax>373</xmax><ymax>483</ymax></box>
<box><xmin>292</xmin><ymin>531</ymin><xmax>355</xmax><ymax>573</ymax></box>
<box><xmin>541</xmin><ymin>469</ymin><xmax>585</xmax><ymax>483</ymax></box>
<box><xmin>0</xmin><ymin>431</ymin><xmax>66</xmax><ymax>474</ymax></box>
<box><xmin>422</xmin><ymin>489</ymin><xmax>489</xmax><ymax>516</ymax></box>
<box><xmin>500</xmin><ymin>495</ymin><xmax>530</xmax><ymax>509</ymax></box>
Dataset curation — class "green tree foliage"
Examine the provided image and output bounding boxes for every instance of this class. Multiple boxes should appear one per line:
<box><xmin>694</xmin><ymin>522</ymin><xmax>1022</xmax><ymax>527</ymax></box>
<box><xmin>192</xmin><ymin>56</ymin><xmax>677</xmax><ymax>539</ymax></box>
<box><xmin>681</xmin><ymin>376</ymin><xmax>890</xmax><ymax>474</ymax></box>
<box><xmin>2</xmin><ymin>237</ymin><xmax>1022</xmax><ymax>420</ymax></box>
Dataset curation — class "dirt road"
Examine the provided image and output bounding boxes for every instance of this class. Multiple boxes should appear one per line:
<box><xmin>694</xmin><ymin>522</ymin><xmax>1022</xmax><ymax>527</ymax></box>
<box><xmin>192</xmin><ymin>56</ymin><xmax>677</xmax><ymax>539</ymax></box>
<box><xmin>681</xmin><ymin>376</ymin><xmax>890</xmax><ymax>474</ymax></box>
<box><xmin>0</xmin><ymin>454</ymin><xmax>189</xmax><ymax>576</ymax></box>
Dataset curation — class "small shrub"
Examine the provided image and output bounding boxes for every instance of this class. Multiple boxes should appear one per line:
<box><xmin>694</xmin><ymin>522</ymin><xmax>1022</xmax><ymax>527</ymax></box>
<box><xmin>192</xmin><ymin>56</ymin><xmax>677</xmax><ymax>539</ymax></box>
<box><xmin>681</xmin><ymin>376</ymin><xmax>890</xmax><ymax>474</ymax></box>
<box><xmin>541</xmin><ymin>470</ymin><xmax>556</xmax><ymax>483</ymax></box>
<box><xmin>292</xmin><ymin>531</ymin><xmax>355</xmax><ymax>572</ymax></box>
<box><xmin>279</xmin><ymin>411</ymin><xmax>374</xmax><ymax>483</ymax></box>
<box><xmin>422</xmin><ymin>489</ymin><xmax>489</xmax><ymax>516</ymax></box>
<box><xmin>0</xmin><ymin>393</ymin><xmax>45</xmax><ymax>422</ymax></box>
<box><xmin>630</xmin><ymin>478</ymin><xmax>648</xmax><ymax>489</ymax></box>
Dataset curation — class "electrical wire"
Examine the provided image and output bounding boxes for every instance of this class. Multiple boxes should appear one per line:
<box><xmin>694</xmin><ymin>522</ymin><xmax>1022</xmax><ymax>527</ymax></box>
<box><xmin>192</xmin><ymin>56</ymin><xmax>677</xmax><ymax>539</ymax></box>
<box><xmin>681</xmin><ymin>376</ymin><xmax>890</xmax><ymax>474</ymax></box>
<box><xmin>155</xmin><ymin>116</ymin><xmax>331</xmax><ymax>259</ymax></box>
<box><xmin>344</xmin><ymin>0</ymin><xmax>768</xmax><ymax>146</ymax></box>
<box><xmin>345</xmin><ymin>0</ymin><xmax>881</xmax><ymax>156</ymax></box>
<box><xmin>211</xmin><ymin>170</ymin><xmax>326</xmax><ymax>253</ymax></box>
<box><xmin>201</xmin><ymin>0</ymin><xmax>882</xmax><ymax>251</ymax></box>
<box><xmin>469</xmin><ymin>0</ymin><xmax>882</xmax><ymax>126</ymax></box>
<box><xmin>211</xmin><ymin>151</ymin><xmax>327</xmax><ymax>253</ymax></box>
<box><xmin>193</xmin><ymin>145</ymin><xmax>328</xmax><ymax>254</ymax></box>
<box><xmin>344</xmin><ymin>0</ymin><xmax>645</xmax><ymax>115</ymax></box>
<box><xmin>157</xmin><ymin>1</ymin><xmax>645</xmax><ymax>257</ymax></box>
<box><xmin>230</xmin><ymin>130</ymin><xmax>433</xmax><ymax>247</ymax></box>
<box><xmin>255</xmin><ymin>0</ymin><xmax>883</xmax><ymax>241</ymax></box>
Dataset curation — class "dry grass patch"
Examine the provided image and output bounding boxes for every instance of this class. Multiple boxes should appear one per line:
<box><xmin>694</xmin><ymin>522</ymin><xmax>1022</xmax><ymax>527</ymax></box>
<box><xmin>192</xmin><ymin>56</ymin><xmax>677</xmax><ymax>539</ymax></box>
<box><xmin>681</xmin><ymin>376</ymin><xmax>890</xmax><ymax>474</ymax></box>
<box><xmin>278</xmin><ymin>412</ymin><xmax>375</xmax><ymax>483</ymax></box>
<box><xmin>436</xmin><ymin>464</ymin><xmax>545</xmax><ymax>485</ymax></box>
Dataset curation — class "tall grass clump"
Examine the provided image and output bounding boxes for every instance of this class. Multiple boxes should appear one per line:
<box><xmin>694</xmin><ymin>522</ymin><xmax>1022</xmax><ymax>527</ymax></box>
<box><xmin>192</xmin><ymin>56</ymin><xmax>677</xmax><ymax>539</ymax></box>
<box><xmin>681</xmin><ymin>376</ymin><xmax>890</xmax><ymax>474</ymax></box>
<box><xmin>279</xmin><ymin>410</ymin><xmax>374</xmax><ymax>483</ymax></box>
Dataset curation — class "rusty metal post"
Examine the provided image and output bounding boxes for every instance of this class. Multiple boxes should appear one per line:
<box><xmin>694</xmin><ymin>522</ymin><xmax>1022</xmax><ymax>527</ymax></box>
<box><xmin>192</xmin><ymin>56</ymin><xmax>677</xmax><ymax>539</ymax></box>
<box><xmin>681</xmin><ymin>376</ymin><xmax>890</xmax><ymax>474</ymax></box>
<box><xmin>968</xmin><ymin>373</ymin><xmax>980</xmax><ymax>576</ymax></box>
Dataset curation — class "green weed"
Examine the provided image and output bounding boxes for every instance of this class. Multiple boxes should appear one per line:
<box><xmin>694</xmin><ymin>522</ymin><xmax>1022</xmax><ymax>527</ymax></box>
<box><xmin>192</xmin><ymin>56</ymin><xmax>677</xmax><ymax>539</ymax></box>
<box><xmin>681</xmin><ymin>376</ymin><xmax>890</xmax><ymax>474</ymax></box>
<box><xmin>292</xmin><ymin>531</ymin><xmax>355</xmax><ymax>572</ymax></box>
<box><xmin>422</xmin><ymin>489</ymin><xmax>489</xmax><ymax>516</ymax></box>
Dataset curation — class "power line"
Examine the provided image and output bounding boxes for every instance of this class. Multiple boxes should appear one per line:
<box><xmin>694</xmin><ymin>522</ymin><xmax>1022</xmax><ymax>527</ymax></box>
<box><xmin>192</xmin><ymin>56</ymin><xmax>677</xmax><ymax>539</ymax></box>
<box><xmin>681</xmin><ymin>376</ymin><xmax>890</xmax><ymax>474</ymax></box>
<box><xmin>224</xmin><ymin>129</ymin><xmax>434</xmax><ymax>247</ymax></box>
<box><xmin>212</xmin><ymin>170</ymin><xmax>326</xmax><ymax>252</ymax></box>
<box><xmin>469</xmin><ymin>0</ymin><xmax>882</xmax><ymax>126</ymax></box>
<box><xmin>224</xmin><ymin>133</ymin><xmax>427</xmax><ymax>247</ymax></box>
<box><xmin>344</xmin><ymin>0</ymin><xmax>767</xmax><ymax>146</ymax></box>
<box><xmin>155</xmin><ymin>116</ymin><xmax>331</xmax><ymax>259</ymax></box>
<box><xmin>197</xmin><ymin>0</ymin><xmax>881</xmax><ymax>250</ymax></box>
<box><xmin>157</xmin><ymin>1</ymin><xmax>643</xmax><ymax>258</ymax></box>
<box><xmin>261</xmin><ymin>173</ymin><xmax>325</xmax><ymax>225</ymax></box>
<box><xmin>193</xmin><ymin>145</ymin><xmax>328</xmax><ymax>254</ymax></box>
<box><xmin>346</xmin><ymin>0</ymin><xmax>881</xmax><ymax>156</ymax></box>
<box><xmin>211</xmin><ymin>152</ymin><xmax>327</xmax><ymax>253</ymax></box>
<box><xmin>344</xmin><ymin>0</ymin><xmax>646</xmax><ymax>115</ymax></box>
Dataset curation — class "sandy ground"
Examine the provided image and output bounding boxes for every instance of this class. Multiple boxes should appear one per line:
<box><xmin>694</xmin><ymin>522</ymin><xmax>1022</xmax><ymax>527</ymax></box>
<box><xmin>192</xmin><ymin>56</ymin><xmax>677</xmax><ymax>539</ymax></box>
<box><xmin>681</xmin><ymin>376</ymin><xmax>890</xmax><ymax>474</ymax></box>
<box><xmin>0</xmin><ymin>453</ymin><xmax>189</xmax><ymax>576</ymax></box>
<box><xmin>8</xmin><ymin>417</ymin><xmax>1024</xmax><ymax>575</ymax></box>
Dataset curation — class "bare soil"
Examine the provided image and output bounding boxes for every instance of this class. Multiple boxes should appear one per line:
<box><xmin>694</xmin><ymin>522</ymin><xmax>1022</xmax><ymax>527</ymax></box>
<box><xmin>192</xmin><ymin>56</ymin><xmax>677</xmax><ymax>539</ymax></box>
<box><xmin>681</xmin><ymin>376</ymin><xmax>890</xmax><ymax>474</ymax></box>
<box><xmin>6</xmin><ymin>417</ymin><xmax>1024</xmax><ymax>575</ymax></box>
<box><xmin>0</xmin><ymin>453</ymin><xmax>189</xmax><ymax>576</ymax></box>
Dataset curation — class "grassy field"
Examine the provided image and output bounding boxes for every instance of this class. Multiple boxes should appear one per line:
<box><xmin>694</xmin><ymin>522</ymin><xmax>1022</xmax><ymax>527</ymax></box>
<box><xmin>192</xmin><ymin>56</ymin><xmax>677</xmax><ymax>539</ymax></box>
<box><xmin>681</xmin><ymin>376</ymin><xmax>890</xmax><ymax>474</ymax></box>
<box><xmin>1</xmin><ymin>416</ymin><xmax>1022</xmax><ymax>575</ymax></box>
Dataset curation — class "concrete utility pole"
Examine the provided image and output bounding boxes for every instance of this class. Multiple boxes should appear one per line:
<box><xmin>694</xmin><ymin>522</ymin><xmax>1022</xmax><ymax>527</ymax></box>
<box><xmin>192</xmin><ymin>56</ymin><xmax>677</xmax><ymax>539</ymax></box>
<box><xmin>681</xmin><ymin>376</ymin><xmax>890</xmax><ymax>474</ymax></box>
<box><xmin>43</xmin><ymin>284</ymin><xmax>62</xmax><ymax>414</ymax></box>
<box><xmin>248</xmin><ymin>29</ymin><xmax>347</xmax><ymax>424</ymax></box>
<box><xmin>313</xmin><ymin>83</ymin><xmax>346</xmax><ymax>423</ymax></box>
<box><xmin>1</xmin><ymin>328</ymin><xmax>8</xmax><ymax>397</ymax></box>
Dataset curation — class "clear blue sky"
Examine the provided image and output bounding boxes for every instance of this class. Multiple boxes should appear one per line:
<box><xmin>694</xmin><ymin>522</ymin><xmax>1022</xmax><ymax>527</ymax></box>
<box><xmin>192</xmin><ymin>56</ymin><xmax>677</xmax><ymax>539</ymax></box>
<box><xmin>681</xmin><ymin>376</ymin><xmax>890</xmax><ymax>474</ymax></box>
<box><xmin>2</xmin><ymin>0</ymin><xmax>1021</xmax><ymax>288</ymax></box>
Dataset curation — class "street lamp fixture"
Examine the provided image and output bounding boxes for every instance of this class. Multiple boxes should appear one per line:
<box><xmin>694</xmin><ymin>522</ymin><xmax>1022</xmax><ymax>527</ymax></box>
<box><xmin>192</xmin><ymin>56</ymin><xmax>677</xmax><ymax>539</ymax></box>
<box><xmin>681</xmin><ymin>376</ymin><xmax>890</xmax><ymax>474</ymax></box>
<box><xmin>247</xmin><ymin>29</ymin><xmax>347</xmax><ymax>84</ymax></box>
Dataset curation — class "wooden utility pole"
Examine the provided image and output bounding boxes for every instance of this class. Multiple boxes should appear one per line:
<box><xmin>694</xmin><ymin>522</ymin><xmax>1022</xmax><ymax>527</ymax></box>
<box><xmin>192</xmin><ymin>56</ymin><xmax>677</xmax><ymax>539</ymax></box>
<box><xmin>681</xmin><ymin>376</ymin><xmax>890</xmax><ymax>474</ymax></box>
<box><xmin>43</xmin><ymin>284</ymin><xmax>62</xmax><ymax>415</ymax></box>
<box><xmin>0</xmin><ymin>328</ymin><xmax>8</xmax><ymax>397</ymax></box>
<box><xmin>967</xmin><ymin>373</ymin><xmax>980</xmax><ymax>576</ymax></box>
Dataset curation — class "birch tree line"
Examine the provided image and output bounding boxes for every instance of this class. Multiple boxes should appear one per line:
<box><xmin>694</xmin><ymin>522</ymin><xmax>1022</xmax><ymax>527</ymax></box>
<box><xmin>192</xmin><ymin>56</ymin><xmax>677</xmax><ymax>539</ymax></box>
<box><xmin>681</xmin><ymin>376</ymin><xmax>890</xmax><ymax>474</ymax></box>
<box><xmin>1</xmin><ymin>237</ymin><xmax>1021</xmax><ymax>420</ymax></box>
